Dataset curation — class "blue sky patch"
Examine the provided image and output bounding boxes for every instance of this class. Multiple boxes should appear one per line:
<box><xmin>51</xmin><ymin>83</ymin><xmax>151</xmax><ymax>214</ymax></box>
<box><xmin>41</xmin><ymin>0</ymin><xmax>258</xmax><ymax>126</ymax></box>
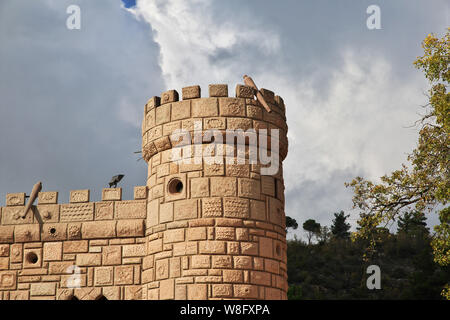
<box><xmin>122</xmin><ymin>0</ymin><xmax>136</xmax><ymax>8</ymax></box>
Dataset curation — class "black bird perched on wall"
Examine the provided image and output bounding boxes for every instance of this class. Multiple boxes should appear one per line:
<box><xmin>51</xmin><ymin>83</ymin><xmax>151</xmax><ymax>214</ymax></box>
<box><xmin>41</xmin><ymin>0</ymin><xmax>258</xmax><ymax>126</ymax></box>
<box><xmin>109</xmin><ymin>174</ymin><xmax>124</xmax><ymax>188</ymax></box>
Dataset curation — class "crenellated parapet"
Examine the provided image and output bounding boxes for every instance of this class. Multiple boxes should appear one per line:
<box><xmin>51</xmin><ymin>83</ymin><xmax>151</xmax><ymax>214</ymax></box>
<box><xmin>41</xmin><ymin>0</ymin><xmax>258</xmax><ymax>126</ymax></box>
<box><xmin>0</xmin><ymin>187</ymin><xmax>149</xmax><ymax>240</ymax></box>
<box><xmin>141</xmin><ymin>84</ymin><xmax>288</xmax><ymax>164</ymax></box>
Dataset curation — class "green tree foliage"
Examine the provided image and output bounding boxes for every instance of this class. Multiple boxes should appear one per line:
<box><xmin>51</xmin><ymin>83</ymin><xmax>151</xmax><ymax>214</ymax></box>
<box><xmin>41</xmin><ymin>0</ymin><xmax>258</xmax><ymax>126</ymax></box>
<box><xmin>397</xmin><ymin>211</ymin><xmax>429</xmax><ymax>236</ymax></box>
<box><xmin>288</xmin><ymin>215</ymin><xmax>449</xmax><ymax>299</ymax></box>
<box><xmin>303</xmin><ymin>219</ymin><xmax>321</xmax><ymax>245</ymax></box>
<box><xmin>286</xmin><ymin>216</ymin><xmax>299</xmax><ymax>232</ymax></box>
<box><xmin>331</xmin><ymin>211</ymin><xmax>351</xmax><ymax>240</ymax></box>
<box><xmin>345</xmin><ymin>29</ymin><xmax>449</xmax><ymax>297</ymax></box>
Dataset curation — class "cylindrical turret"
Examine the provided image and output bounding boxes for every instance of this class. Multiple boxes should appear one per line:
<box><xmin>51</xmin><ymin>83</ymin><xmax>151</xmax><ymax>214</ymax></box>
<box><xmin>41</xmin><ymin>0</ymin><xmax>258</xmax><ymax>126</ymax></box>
<box><xmin>141</xmin><ymin>83</ymin><xmax>288</xmax><ymax>300</ymax></box>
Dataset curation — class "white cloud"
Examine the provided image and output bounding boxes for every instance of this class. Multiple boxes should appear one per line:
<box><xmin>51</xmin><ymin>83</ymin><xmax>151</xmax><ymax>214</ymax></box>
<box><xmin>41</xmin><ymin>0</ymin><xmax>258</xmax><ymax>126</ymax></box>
<box><xmin>128</xmin><ymin>0</ymin><xmax>430</xmax><ymax>236</ymax></box>
<box><xmin>129</xmin><ymin>0</ymin><xmax>280</xmax><ymax>89</ymax></box>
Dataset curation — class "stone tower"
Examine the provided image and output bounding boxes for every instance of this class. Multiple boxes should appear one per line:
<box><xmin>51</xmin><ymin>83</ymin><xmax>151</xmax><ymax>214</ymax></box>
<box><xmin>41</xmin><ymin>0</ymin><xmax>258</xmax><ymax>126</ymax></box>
<box><xmin>141</xmin><ymin>83</ymin><xmax>289</xmax><ymax>300</ymax></box>
<box><xmin>0</xmin><ymin>82</ymin><xmax>288</xmax><ymax>300</ymax></box>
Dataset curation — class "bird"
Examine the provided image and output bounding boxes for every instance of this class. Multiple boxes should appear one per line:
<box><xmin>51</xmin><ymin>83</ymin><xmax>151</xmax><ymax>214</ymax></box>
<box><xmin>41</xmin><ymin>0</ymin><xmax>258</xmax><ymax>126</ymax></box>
<box><xmin>109</xmin><ymin>174</ymin><xmax>124</xmax><ymax>188</ymax></box>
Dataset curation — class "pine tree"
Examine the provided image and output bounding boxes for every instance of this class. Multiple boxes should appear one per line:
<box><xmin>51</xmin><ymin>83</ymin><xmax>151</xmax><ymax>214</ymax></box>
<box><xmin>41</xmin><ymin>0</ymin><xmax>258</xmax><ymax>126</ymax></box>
<box><xmin>397</xmin><ymin>211</ymin><xmax>429</xmax><ymax>236</ymax></box>
<box><xmin>331</xmin><ymin>211</ymin><xmax>351</xmax><ymax>240</ymax></box>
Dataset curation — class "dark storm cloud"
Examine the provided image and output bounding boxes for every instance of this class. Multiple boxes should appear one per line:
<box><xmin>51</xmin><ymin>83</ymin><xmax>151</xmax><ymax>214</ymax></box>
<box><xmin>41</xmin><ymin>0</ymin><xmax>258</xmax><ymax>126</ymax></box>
<box><xmin>0</xmin><ymin>0</ymin><xmax>164</xmax><ymax>204</ymax></box>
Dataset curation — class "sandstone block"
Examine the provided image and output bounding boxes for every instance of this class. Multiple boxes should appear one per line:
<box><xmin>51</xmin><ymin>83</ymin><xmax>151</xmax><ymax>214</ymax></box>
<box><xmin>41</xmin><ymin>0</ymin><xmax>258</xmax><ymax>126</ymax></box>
<box><xmin>145</xmin><ymin>108</ymin><xmax>156</xmax><ymax>129</ymax></box>
<box><xmin>247</xmin><ymin>105</ymin><xmax>263</xmax><ymax>119</ymax></box>
<box><xmin>250</xmin><ymin>200</ymin><xmax>266</xmax><ymax>221</ymax></box>
<box><xmin>209</xmin><ymin>84</ymin><xmax>228</xmax><ymax>97</ymax></box>
<box><xmin>148</xmin><ymin>238</ymin><xmax>163</xmax><ymax>254</ymax></box>
<box><xmin>43</xmin><ymin>242</ymin><xmax>62</xmax><ymax>261</ymax></box>
<box><xmin>37</xmin><ymin>204</ymin><xmax>60</xmax><ymax>223</ymax></box>
<box><xmin>173</xmin><ymin>242</ymin><xmax>198</xmax><ymax>256</ymax></box>
<box><xmin>41</xmin><ymin>223</ymin><xmax>67</xmax><ymax>241</ymax></box>
<box><xmin>233</xmin><ymin>256</ymin><xmax>252</xmax><ymax>269</ymax></box>
<box><xmin>212</xmin><ymin>284</ymin><xmax>232</xmax><ymax>298</ymax></box>
<box><xmin>182</xmin><ymin>85</ymin><xmax>201</xmax><ymax>100</ymax></box>
<box><xmin>81</xmin><ymin>221</ymin><xmax>116</xmax><ymax>239</ymax></box>
<box><xmin>156</xmin><ymin>103</ymin><xmax>171</xmax><ymax>125</ymax></box>
<box><xmin>204</xmin><ymin>163</ymin><xmax>224</xmax><ymax>176</ymax></box>
<box><xmin>187</xmin><ymin>284</ymin><xmax>207</xmax><ymax>300</ymax></box>
<box><xmin>190</xmin><ymin>177</ymin><xmax>209</xmax><ymax>198</ymax></box>
<box><xmin>123</xmin><ymin>244</ymin><xmax>146</xmax><ymax>257</ymax></box>
<box><xmin>210</xmin><ymin>177</ymin><xmax>236</xmax><ymax>197</ymax></box>
<box><xmin>265</xmin><ymin>259</ymin><xmax>280</xmax><ymax>274</ymax></box>
<box><xmin>171</xmin><ymin>100</ymin><xmax>191</xmax><ymax>121</ymax></box>
<box><xmin>0</xmin><ymin>226</ymin><xmax>14</xmax><ymax>243</ymax></box>
<box><xmin>116</xmin><ymin>219</ymin><xmax>145</xmax><ymax>237</ymax></box>
<box><xmin>94</xmin><ymin>267</ymin><xmax>113</xmax><ymax>286</ymax></box>
<box><xmin>215</xmin><ymin>227</ymin><xmax>235</xmax><ymax>240</ymax></box>
<box><xmin>227</xmin><ymin>117</ymin><xmax>253</xmax><ymax>131</ymax></box>
<box><xmin>63</xmin><ymin>240</ymin><xmax>88</xmax><ymax>253</ymax></box>
<box><xmin>236</xmin><ymin>228</ymin><xmax>249</xmax><ymax>241</ymax></box>
<box><xmin>38</xmin><ymin>191</ymin><xmax>58</xmax><ymax>205</ymax></box>
<box><xmin>48</xmin><ymin>261</ymin><xmax>74</xmax><ymax>275</ymax></box>
<box><xmin>241</xmin><ymin>242</ymin><xmax>258</xmax><ymax>256</ymax></box>
<box><xmin>199</xmin><ymin>241</ymin><xmax>226</xmax><ymax>254</ymax></box>
<box><xmin>0</xmin><ymin>257</ymin><xmax>8</xmax><ymax>270</ymax></box>
<box><xmin>175</xmin><ymin>284</ymin><xmax>187</xmax><ymax>299</ymax></box>
<box><xmin>191</xmin><ymin>255</ymin><xmax>210</xmax><ymax>269</ymax></box>
<box><xmin>60</xmin><ymin>203</ymin><xmax>94</xmax><ymax>222</ymax></box>
<box><xmin>76</xmin><ymin>253</ymin><xmax>101</xmax><ymax>266</ymax></box>
<box><xmin>223</xmin><ymin>270</ymin><xmax>243</xmax><ymax>283</ymax></box>
<box><xmin>160</xmin><ymin>278</ymin><xmax>175</xmax><ymax>300</ymax></box>
<box><xmin>174</xmin><ymin>199</ymin><xmax>198</xmax><ymax>220</ymax></box>
<box><xmin>102</xmin><ymin>188</ymin><xmax>122</xmax><ymax>201</ymax></box>
<box><xmin>30</xmin><ymin>282</ymin><xmax>56</xmax><ymax>296</ymax></box>
<box><xmin>212</xmin><ymin>255</ymin><xmax>232</xmax><ymax>269</ymax></box>
<box><xmin>0</xmin><ymin>245</ymin><xmax>9</xmax><ymax>257</ymax></box>
<box><xmin>259</xmin><ymin>237</ymin><xmax>273</xmax><ymax>258</ymax></box>
<box><xmin>146</xmin><ymin>96</ymin><xmax>161</xmax><ymax>112</ymax></box>
<box><xmin>238</xmin><ymin>178</ymin><xmax>261</xmax><ymax>200</ymax></box>
<box><xmin>154</xmin><ymin>136</ymin><xmax>172</xmax><ymax>152</ymax></box>
<box><xmin>236</xmin><ymin>84</ymin><xmax>255</xmax><ymax>99</ymax></box>
<box><xmin>147</xmin><ymin>199</ymin><xmax>159</xmax><ymax>227</ymax></box>
<box><xmin>102</xmin><ymin>246</ymin><xmax>122</xmax><ymax>265</ymax></box>
<box><xmin>134</xmin><ymin>186</ymin><xmax>148</xmax><ymax>200</ymax></box>
<box><xmin>170</xmin><ymin>257</ymin><xmax>181</xmax><ymax>278</ymax></box>
<box><xmin>2</xmin><ymin>206</ymin><xmax>33</xmax><ymax>225</ymax></box>
<box><xmin>261</xmin><ymin>176</ymin><xmax>275</xmax><ymax>196</ymax></box>
<box><xmin>155</xmin><ymin>258</ymin><xmax>169</xmax><ymax>280</ymax></box>
<box><xmin>70</xmin><ymin>190</ymin><xmax>89</xmax><ymax>203</ymax></box>
<box><xmin>203</xmin><ymin>117</ymin><xmax>226</xmax><ymax>130</ymax></box>
<box><xmin>226</xmin><ymin>164</ymin><xmax>250</xmax><ymax>177</ymax></box>
<box><xmin>115</xmin><ymin>200</ymin><xmax>146</xmax><ymax>219</ymax></box>
<box><xmin>201</xmin><ymin>198</ymin><xmax>222</xmax><ymax>217</ymax></box>
<box><xmin>6</xmin><ymin>193</ymin><xmax>25</xmax><ymax>206</ymax></box>
<box><xmin>141</xmin><ymin>268</ymin><xmax>154</xmax><ymax>283</ymax></box>
<box><xmin>161</xmin><ymin>90</ymin><xmax>179</xmax><ymax>104</ymax></box>
<box><xmin>234</xmin><ymin>284</ymin><xmax>258</xmax><ymax>298</ymax></box>
<box><xmin>192</xmin><ymin>98</ymin><xmax>218</xmax><ymax>117</ymax></box>
<box><xmin>158</xmin><ymin>202</ymin><xmax>173</xmax><ymax>224</ymax></box>
<box><xmin>219</xmin><ymin>97</ymin><xmax>245</xmax><ymax>116</ymax></box>
<box><xmin>223</xmin><ymin>198</ymin><xmax>249</xmax><ymax>218</ymax></box>
<box><xmin>250</xmin><ymin>271</ymin><xmax>271</xmax><ymax>286</ymax></box>
<box><xmin>0</xmin><ymin>271</ymin><xmax>16</xmax><ymax>290</ymax></box>
<box><xmin>114</xmin><ymin>265</ymin><xmax>134</xmax><ymax>285</ymax></box>
<box><xmin>186</xmin><ymin>227</ymin><xmax>207</xmax><ymax>241</ymax></box>
<box><xmin>163</xmin><ymin>229</ymin><xmax>185</xmax><ymax>243</ymax></box>
<box><xmin>14</xmin><ymin>225</ymin><xmax>40</xmax><ymax>242</ymax></box>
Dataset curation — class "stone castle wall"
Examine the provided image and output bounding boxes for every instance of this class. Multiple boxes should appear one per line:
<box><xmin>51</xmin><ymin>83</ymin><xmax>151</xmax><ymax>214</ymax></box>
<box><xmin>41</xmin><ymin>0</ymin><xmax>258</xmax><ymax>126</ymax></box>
<box><xmin>0</xmin><ymin>83</ymin><xmax>289</xmax><ymax>300</ymax></box>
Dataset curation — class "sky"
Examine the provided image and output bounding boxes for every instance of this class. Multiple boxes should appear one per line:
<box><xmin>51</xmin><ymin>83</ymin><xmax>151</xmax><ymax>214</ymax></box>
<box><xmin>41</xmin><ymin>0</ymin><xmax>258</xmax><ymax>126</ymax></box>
<box><xmin>0</xmin><ymin>0</ymin><xmax>448</xmax><ymax>240</ymax></box>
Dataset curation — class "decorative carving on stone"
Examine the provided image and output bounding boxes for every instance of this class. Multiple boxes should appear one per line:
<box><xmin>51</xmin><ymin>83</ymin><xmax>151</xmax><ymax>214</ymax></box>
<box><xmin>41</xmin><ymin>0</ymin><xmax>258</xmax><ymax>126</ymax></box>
<box><xmin>60</xmin><ymin>203</ymin><xmax>94</xmax><ymax>222</ymax></box>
